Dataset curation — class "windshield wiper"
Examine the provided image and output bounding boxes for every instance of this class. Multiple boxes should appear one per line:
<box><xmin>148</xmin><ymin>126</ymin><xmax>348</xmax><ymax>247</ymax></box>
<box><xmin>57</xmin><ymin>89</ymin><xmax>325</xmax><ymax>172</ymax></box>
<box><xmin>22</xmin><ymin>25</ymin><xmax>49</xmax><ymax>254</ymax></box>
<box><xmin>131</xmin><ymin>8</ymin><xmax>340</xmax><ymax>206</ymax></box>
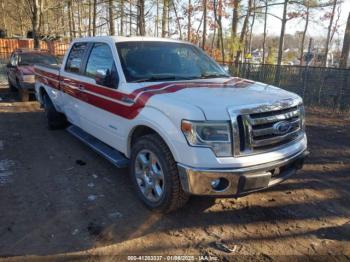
<box><xmin>200</xmin><ymin>73</ymin><xmax>230</xmax><ymax>79</ymax></box>
<box><xmin>132</xmin><ymin>75</ymin><xmax>197</xmax><ymax>83</ymax></box>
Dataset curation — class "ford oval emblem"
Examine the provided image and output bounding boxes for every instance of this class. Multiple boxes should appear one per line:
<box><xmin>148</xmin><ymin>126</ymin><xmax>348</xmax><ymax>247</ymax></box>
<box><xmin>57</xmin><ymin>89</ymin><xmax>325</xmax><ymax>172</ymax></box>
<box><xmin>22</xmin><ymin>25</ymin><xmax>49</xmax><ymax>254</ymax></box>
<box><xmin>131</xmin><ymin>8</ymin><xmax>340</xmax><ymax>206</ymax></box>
<box><xmin>273</xmin><ymin>121</ymin><xmax>292</xmax><ymax>135</ymax></box>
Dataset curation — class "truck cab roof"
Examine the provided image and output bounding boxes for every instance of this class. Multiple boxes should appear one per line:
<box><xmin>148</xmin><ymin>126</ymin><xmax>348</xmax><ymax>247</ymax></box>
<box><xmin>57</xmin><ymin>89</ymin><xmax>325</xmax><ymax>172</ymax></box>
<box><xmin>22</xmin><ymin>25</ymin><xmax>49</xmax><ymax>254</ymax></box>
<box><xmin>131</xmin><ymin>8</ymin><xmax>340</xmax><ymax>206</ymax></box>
<box><xmin>72</xmin><ymin>36</ymin><xmax>189</xmax><ymax>45</ymax></box>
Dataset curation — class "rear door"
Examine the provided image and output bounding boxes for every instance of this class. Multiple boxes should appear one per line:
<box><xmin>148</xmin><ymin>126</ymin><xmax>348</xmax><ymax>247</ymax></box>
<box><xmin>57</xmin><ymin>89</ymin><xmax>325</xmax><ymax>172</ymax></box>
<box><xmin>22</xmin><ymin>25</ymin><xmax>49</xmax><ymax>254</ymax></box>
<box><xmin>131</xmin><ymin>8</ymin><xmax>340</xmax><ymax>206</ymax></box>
<box><xmin>60</xmin><ymin>42</ymin><xmax>90</xmax><ymax>126</ymax></box>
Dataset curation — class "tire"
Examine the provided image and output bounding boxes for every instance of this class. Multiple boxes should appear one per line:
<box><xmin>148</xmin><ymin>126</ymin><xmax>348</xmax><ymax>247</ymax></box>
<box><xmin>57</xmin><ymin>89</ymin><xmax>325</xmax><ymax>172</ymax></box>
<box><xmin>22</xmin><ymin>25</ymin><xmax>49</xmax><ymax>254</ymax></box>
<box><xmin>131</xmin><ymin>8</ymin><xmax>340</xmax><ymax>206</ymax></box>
<box><xmin>130</xmin><ymin>134</ymin><xmax>189</xmax><ymax>212</ymax></box>
<box><xmin>8</xmin><ymin>77</ymin><xmax>17</xmax><ymax>92</ymax></box>
<box><xmin>19</xmin><ymin>88</ymin><xmax>29</xmax><ymax>102</ymax></box>
<box><xmin>42</xmin><ymin>92</ymin><xmax>67</xmax><ymax>130</ymax></box>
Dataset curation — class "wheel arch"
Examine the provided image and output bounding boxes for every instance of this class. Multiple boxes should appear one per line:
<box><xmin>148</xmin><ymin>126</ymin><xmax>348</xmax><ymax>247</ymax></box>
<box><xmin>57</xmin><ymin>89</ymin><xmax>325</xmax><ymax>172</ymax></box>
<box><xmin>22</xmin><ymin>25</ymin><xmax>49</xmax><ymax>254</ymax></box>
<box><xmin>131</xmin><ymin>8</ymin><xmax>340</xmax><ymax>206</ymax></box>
<box><xmin>127</xmin><ymin>122</ymin><xmax>180</xmax><ymax>163</ymax></box>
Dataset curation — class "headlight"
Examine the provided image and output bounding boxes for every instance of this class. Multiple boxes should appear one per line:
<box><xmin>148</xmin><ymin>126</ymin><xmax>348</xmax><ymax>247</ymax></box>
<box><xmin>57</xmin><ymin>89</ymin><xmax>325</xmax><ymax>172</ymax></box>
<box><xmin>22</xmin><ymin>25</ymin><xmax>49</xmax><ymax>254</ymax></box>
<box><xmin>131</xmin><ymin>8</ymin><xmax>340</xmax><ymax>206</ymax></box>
<box><xmin>22</xmin><ymin>75</ymin><xmax>35</xmax><ymax>83</ymax></box>
<box><xmin>181</xmin><ymin>120</ymin><xmax>232</xmax><ymax>157</ymax></box>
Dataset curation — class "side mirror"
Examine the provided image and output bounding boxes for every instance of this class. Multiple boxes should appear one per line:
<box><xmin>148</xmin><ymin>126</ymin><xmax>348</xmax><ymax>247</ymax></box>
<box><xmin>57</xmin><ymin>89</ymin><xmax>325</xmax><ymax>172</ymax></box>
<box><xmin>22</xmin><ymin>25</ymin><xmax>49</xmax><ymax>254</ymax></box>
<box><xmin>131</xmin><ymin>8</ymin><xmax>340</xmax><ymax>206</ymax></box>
<box><xmin>95</xmin><ymin>68</ymin><xmax>110</xmax><ymax>86</ymax></box>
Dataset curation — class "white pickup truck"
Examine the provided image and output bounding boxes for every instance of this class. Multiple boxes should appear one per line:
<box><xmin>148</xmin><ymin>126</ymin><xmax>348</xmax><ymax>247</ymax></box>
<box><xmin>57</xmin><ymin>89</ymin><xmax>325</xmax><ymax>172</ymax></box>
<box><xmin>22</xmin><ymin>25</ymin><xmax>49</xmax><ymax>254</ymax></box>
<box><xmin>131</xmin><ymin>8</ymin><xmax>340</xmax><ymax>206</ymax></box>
<box><xmin>35</xmin><ymin>36</ymin><xmax>308</xmax><ymax>212</ymax></box>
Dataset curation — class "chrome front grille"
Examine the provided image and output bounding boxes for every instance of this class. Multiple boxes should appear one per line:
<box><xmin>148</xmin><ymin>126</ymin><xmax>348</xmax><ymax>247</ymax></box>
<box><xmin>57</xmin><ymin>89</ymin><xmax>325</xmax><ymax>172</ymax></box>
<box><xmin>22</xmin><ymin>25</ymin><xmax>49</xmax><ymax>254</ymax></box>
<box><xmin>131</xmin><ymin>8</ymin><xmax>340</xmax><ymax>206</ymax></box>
<box><xmin>228</xmin><ymin>99</ymin><xmax>305</xmax><ymax>156</ymax></box>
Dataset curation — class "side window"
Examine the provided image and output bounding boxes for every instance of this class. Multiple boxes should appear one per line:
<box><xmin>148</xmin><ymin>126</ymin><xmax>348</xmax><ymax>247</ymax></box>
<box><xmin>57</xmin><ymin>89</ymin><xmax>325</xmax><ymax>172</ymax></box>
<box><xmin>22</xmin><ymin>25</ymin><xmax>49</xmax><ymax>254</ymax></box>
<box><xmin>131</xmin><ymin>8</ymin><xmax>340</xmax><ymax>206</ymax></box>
<box><xmin>10</xmin><ymin>54</ymin><xmax>18</xmax><ymax>66</ymax></box>
<box><xmin>85</xmin><ymin>43</ymin><xmax>118</xmax><ymax>89</ymax></box>
<box><xmin>65</xmin><ymin>42</ymin><xmax>88</xmax><ymax>73</ymax></box>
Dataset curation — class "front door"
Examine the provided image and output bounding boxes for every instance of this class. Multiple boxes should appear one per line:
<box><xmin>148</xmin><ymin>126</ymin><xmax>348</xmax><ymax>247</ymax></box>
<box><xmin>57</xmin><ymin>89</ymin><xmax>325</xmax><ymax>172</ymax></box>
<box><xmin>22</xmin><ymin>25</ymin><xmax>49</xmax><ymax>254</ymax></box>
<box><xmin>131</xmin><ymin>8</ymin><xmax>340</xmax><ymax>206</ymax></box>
<box><xmin>77</xmin><ymin>42</ymin><xmax>124</xmax><ymax>150</ymax></box>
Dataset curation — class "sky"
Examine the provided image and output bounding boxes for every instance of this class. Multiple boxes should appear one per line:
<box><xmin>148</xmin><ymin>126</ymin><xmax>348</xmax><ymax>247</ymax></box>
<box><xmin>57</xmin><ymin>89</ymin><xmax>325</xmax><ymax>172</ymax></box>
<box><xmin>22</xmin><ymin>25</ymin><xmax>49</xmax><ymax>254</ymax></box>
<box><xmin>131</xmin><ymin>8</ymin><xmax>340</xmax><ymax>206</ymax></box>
<box><xmin>252</xmin><ymin>1</ymin><xmax>350</xmax><ymax>39</ymax></box>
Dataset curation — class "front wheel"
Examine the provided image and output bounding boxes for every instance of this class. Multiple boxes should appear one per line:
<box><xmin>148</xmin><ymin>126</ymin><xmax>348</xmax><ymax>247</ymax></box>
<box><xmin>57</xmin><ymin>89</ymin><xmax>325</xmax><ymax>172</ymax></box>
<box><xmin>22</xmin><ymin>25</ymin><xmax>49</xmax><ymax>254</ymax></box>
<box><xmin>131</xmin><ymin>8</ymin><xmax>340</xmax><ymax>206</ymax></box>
<box><xmin>19</xmin><ymin>88</ymin><xmax>29</xmax><ymax>102</ymax></box>
<box><xmin>8</xmin><ymin>77</ymin><xmax>17</xmax><ymax>92</ymax></box>
<box><xmin>130</xmin><ymin>134</ymin><xmax>189</xmax><ymax>212</ymax></box>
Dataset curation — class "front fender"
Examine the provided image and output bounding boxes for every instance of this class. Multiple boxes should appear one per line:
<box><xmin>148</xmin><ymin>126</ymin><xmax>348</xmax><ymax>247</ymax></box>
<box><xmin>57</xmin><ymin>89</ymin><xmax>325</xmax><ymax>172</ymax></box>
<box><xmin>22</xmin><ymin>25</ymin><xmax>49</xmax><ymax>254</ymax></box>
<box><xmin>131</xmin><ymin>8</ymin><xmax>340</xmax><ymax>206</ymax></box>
<box><xmin>127</xmin><ymin>105</ymin><xmax>205</xmax><ymax>163</ymax></box>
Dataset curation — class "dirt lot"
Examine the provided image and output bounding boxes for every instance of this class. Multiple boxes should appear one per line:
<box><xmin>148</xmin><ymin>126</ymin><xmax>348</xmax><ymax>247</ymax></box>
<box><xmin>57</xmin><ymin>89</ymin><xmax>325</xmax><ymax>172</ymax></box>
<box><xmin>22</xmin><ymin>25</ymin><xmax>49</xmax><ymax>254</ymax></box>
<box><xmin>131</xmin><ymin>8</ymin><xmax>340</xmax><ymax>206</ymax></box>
<box><xmin>0</xmin><ymin>86</ymin><xmax>349</xmax><ymax>261</ymax></box>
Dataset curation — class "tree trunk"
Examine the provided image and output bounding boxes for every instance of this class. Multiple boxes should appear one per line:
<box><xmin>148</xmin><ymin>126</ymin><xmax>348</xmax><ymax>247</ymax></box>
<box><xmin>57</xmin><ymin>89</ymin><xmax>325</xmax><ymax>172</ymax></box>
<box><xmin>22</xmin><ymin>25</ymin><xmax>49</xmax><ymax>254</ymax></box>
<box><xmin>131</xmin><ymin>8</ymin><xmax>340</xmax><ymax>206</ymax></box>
<box><xmin>77</xmin><ymin>1</ymin><xmax>82</xmax><ymax>37</ymax></box>
<box><xmin>120</xmin><ymin>0</ymin><xmax>124</xmax><ymax>35</ymax></box>
<box><xmin>172</xmin><ymin>0</ymin><xmax>182</xmax><ymax>39</ymax></box>
<box><xmin>68</xmin><ymin>0</ymin><xmax>73</xmax><ymax>40</ymax></box>
<box><xmin>276</xmin><ymin>0</ymin><xmax>288</xmax><ymax>66</ymax></box>
<box><xmin>248</xmin><ymin>0</ymin><xmax>256</xmax><ymax>55</ymax></box>
<box><xmin>213</xmin><ymin>0</ymin><xmax>224</xmax><ymax>62</ymax></box>
<box><xmin>88</xmin><ymin>0</ymin><xmax>92</xmax><ymax>36</ymax></box>
<box><xmin>202</xmin><ymin>0</ymin><xmax>207</xmax><ymax>49</ymax></box>
<box><xmin>323</xmin><ymin>0</ymin><xmax>338</xmax><ymax>67</ymax></box>
<box><xmin>235</xmin><ymin>0</ymin><xmax>252</xmax><ymax>65</ymax></box>
<box><xmin>137</xmin><ymin>0</ymin><xmax>145</xmax><ymax>35</ymax></box>
<box><xmin>92</xmin><ymin>0</ymin><xmax>97</xmax><ymax>36</ymax></box>
<box><xmin>129</xmin><ymin>0</ymin><xmax>132</xmax><ymax>35</ymax></box>
<box><xmin>32</xmin><ymin>0</ymin><xmax>41</xmax><ymax>48</ymax></box>
<box><xmin>71</xmin><ymin>0</ymin><xmax>76</xmax><ymax>38</ymax></box>
<box><xmin>340</xmin><ymin>12</ymin><xmax>350</xmax><ymax>68</ymax></box>
<box><xmin>161</xmin><ymin>0</ymin><xmax>169</xmax><ymax>37</ymax></box>
<box><xmin>108</xmin><ymin>0</ymin><xmax>115</xmax><ymax>35</ymax></box>
<box><xmin>230</xmin><ymin>0</ymin><xmax>239</xmax><ymax>61</ymax></box>
<box><xmin>299</xmin><ymin>1</ymin><xmax>310</xmax><ymax>65</ymax></box>
<box><xmin>187</xmin><ymin>0</ymin><xmax>191</xmax><ymax>41</ymax></box>
<box><xmin>1</xmin><ymin>0</ymin><xmax>7</xmax><ymax>35</ymax></box>
<box><xmin>262</xmin><ymin>0</ymin><xmax>267</xmax><ymax>64</ymax></box>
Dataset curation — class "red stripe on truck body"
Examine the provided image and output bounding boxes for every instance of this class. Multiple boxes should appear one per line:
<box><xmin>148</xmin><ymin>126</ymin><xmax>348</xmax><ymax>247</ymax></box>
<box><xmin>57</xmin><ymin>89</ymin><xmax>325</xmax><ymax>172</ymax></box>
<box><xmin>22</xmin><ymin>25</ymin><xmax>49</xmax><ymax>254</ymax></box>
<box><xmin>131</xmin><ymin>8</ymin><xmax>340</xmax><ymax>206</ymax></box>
<box><xmin>35</xmin><ymin>68</ymin><xmax>254</xmax><ymax>119</ymax></box>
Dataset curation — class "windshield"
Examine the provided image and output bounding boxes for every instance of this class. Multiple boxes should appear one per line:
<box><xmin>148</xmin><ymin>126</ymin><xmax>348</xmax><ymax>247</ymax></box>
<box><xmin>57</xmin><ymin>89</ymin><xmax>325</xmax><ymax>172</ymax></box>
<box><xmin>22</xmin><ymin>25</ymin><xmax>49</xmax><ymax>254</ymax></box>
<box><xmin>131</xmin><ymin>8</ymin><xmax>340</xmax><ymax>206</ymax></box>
<box><xmin>18</xmin><ymin>53</ymin><xmax>58</xmax><ymax>66</ymax></box>
<box><xmin>116</xmin><ymin>41</ymin><xmax>229</xmax><ymax>82</ymax></box>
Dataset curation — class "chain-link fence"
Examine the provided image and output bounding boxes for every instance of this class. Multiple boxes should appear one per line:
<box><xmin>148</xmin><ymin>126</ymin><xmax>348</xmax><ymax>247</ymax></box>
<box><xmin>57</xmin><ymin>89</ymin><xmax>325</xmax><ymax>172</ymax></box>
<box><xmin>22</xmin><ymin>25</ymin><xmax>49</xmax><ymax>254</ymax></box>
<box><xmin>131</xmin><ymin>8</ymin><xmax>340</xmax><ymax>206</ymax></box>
<box><xmin>228</xmin><ymin>63</ymin><xmax>350</xmax><ymax>111</ymax></box>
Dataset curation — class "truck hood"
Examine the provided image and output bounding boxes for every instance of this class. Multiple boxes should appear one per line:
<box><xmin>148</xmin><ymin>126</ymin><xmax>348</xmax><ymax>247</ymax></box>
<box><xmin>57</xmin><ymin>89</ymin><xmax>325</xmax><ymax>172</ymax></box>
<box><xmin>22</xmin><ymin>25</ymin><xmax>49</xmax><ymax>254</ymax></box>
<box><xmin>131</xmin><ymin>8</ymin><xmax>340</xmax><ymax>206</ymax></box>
<box><xmin>146</xmin><ymin>78</ymin><xmax>302</xmax><ymax>120</ymax></box>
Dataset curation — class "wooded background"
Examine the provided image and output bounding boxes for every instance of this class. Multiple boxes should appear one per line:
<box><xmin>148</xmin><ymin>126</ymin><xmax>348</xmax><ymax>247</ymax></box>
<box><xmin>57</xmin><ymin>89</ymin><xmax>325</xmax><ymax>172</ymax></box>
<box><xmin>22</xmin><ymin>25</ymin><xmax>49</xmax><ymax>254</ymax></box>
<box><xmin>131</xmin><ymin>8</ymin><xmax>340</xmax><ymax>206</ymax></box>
<box><xmin>0</xmin><ymin>0</ymin><xmax>349</xmax><ymax>68</ymax></box>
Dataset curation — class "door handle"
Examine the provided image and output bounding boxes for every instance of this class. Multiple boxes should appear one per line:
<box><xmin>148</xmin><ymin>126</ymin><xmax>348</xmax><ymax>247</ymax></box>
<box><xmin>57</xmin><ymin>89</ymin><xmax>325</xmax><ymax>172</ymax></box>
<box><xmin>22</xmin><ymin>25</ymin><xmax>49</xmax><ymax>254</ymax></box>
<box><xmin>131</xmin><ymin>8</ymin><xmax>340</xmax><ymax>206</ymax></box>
<box><xmin>78</xmin><ymin>84</ymin><xmax>85</xmax><ymax>91</ymax></box>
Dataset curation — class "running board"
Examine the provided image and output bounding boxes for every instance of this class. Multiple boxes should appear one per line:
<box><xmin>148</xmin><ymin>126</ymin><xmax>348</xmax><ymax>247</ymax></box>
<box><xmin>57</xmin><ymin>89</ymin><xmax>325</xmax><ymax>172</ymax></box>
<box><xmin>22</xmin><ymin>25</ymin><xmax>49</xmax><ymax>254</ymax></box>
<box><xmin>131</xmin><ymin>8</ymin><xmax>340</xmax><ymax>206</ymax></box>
<box><xmin>67</xmin><ymin>125</ymin><xmax>129</xmax><ymax>168</ymax></box>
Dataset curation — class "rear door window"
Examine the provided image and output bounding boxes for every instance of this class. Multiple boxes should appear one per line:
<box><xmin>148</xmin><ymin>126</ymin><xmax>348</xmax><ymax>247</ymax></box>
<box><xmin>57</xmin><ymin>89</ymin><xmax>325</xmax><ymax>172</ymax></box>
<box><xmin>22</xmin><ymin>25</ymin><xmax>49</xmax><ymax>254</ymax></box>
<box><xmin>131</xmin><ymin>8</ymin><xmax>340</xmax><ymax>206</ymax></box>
<box><xmin>65</xmin><ymin>42</ymin><xmax>88</xmax><ymax>74</ymax></box>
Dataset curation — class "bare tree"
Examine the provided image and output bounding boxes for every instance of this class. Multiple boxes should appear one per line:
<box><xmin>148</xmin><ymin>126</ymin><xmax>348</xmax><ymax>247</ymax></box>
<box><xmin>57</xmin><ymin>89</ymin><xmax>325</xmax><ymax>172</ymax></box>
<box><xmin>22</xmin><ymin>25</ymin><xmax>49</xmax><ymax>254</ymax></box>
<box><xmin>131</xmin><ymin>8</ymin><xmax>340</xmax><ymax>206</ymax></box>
<box><xmin>92</xmin><ymin>0</ymin><xmax>97</xmax><ymax>36</ymax></box>
<box><xmin>120</xmin><ymin>0</ymin><xmax>124</xmax><ymax>35</ymax></box>
<box><xmin>137</xmin><ymin>0</ymin><xmax>145</xmax><ymax>35</ymax></box>
<box><xmin>262</xmin><ymin>0</ymin><xmax>268</xmax><ymax>63</ymax></box>
<box><xmin>108</xmin><ymin>0</ymin><xmax>115</xmax><ymax>35</ymax></box>
<box><xmin>26</xmin><ymin>0</ymin><xmax>43</xmax><ymax>48</ymax></box>
<box><xmin>340</xmin><ymin>12</ymin><xmax>350</xmax><ymax>68</ymax></box>
<box><xmin>202</xmin><ymin>0</ymin><xmax>207</xmax><ymax>48</ymax></box>
<box><xmin>323</xmin><ymin>0</ymin><xmax>338</xmax><ymax>66</ymax></box>
<box><xmin>299</xmin><ymin>0</ymin><xmax>311</xmax><ymax>65</ymax></box>
<box><xmin>230</xmin><ymin>0</ymin><xmax>240</xmax><ymax>61</ymax></box>
<box><xmin>161</xmin><ymin>0</ymin><xmax>169</xmax><ymax>37</ymax></box>
<box><xmin>187</xmin><ymin>0</ymin><xmax>192</xmax><ymax>41</ymax></box>
<box><xmin>276</xmin><ymin>0</ymin><xmax>288</xmax><ymax>67</ymax></box>
<box><xmin>213</xmin><ymin>0</ymin><xmax>225</xmax><ymax>62</ymax></box>
<box><xmin>235</xmin><ymin>0</ymin><xmax>252</xmax><ymax>64</ymax></box>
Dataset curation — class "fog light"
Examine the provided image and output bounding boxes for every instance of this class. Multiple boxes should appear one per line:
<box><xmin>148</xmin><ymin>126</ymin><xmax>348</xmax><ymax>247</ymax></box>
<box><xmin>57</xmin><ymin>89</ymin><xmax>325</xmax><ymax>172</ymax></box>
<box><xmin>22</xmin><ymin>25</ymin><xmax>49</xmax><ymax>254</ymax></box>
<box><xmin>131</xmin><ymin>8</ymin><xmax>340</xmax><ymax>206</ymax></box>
<box><xmin>210</xmin><ymin>177</ymin><xmax>229</xmax><ymax>191</ymax></box>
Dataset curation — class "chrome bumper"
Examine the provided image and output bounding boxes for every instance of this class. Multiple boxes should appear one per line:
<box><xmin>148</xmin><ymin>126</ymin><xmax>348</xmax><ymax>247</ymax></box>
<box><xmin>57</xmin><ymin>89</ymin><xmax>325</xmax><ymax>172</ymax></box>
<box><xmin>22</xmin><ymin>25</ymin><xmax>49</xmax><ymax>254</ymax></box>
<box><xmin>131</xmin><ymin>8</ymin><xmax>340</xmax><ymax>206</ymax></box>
<box><xmin>177</xmin><ymin>149</ymin><xmax>309</xmax><ymax>196</ymax></box>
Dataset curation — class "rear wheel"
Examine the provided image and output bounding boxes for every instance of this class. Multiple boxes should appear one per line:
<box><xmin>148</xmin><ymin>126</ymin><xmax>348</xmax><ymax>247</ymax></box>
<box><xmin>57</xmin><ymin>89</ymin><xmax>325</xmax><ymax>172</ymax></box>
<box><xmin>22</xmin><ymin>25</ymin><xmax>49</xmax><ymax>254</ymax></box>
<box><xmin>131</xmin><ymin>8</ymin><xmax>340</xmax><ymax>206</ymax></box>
<box><xmin>42</xmin><ymin>92</ymin><xmax>67</xmax><ymax>130</ymax></box>
<box><xmin>130</xmin><ymin>134</ymin><xmax>189</xmax><ymax>212</ymax></box>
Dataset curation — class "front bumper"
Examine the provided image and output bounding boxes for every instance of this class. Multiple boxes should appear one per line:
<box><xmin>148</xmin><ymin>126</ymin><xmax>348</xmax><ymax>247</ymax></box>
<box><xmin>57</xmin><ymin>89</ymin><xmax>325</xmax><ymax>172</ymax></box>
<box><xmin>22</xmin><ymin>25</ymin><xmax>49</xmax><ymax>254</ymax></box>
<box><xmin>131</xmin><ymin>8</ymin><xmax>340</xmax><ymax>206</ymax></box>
<box><xmin>177</xmin><ymin>149</ymin><xmax>309</xmax><ymax>196</ymax></box>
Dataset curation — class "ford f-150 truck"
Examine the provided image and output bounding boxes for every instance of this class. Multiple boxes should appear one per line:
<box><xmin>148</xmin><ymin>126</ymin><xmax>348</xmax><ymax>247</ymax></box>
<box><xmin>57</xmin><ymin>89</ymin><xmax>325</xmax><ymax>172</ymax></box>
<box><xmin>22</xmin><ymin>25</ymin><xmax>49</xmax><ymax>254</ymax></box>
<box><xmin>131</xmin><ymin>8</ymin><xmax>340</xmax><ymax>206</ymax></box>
<box><xmin>35</xmin><ymin>36</ymin><xmax>308</xmax><ymax>212</ymax></box>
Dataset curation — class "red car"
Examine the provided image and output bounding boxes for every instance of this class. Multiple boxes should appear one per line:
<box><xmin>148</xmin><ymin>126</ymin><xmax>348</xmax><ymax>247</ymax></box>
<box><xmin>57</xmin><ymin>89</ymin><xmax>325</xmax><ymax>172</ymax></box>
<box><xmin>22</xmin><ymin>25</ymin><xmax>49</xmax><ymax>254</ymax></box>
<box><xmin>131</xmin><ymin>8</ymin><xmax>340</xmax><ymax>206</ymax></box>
<box><xmin>7</xmin><ymin>49</ymin><xmax>58</xmax><ymax>101</ymax></box>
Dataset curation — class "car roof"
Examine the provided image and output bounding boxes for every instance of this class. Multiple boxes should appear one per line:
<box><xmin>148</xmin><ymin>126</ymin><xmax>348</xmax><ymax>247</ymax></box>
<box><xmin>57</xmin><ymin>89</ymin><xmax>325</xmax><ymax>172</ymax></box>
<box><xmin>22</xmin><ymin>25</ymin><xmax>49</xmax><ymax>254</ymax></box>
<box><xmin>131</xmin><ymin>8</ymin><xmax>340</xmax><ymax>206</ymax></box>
<box><xmin>14</xmin><ymin>48</ymin><xmax>52</xmax><ymax>54</ymax></box>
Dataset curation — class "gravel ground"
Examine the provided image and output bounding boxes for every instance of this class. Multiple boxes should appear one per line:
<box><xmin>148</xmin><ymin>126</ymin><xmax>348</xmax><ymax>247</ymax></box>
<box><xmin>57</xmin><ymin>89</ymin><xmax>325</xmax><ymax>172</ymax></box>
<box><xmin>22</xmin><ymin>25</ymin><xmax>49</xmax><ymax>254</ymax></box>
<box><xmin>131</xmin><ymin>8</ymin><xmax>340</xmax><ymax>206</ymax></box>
<box><xmin>0</xmin><ymin>87</ymin><xmax>349</xmax><ymax>261</ymax></box>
